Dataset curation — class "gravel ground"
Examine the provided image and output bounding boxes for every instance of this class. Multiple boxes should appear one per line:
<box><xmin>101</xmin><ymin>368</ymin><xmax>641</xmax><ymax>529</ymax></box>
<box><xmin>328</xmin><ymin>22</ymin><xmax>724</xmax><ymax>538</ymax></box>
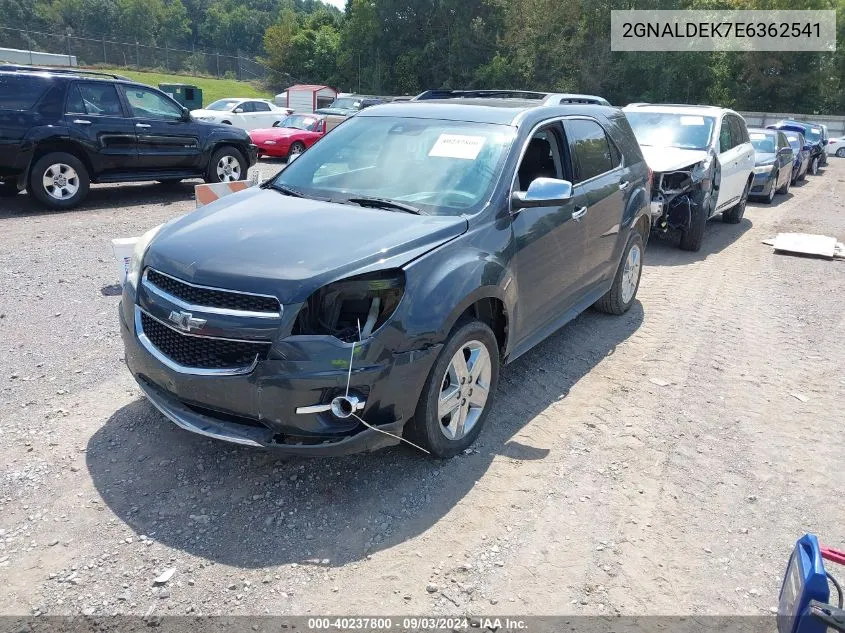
<box><xmin>1</xmin><ymin>159</ymin><xmax>844</xmax><ymax>618</ymax></box>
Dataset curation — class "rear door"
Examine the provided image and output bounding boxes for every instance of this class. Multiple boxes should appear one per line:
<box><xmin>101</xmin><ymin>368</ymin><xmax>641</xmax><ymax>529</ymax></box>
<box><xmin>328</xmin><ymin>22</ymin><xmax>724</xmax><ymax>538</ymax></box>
<box><xmin>64</xmin><ymin>81</ymin><xmax>137</xmax><ymax>175</ymax></box>
<box><xmin>730</xmin><ymin>115</ymin><xmax>754</xmax><ymax>192</ymax></box>
<box><xmin>715</xmin><ymin>115</ymin><xmax>742</xmax><ymax>209</ymax></box>
<box><xmin>120</xmin><ymin>84</ymin><xmax>202</xmax><ymax>172</ymax></box>
<box><xmin>563</xmin><ymin>117</ymin><xmax>627</xmax><ymax>287</ymax></box>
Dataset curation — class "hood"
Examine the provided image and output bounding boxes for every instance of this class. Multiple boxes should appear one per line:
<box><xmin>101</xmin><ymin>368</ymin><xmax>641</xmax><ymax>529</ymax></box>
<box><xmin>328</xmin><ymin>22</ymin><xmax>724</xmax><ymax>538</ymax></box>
<box><xmin>190</xmin><ymin>109</ymin><xmax>225</xmax><ymax>119</ymax></box>
<box><xmin>639</xmin><ymin>146</ymin><xmax>709</xmax><ymax>173</ymax></box>
<box><xmin>315</xmin><ymin>107</ymin><xmax>352</xmax><ymax>116</ymax></box>
<box><xmin>755</xmin><ymin>152</ymin><xmax>777</xmax><ymax>166</ymax></box>
<box><xmin>250</xmin><ymin>127</ymin><xmax>299</xmax><ymax>141</ymax></box>
<box><xmin>143</xmin><ymin>187</ymin><xmax>467</xmax><ymax>304</ymax></box>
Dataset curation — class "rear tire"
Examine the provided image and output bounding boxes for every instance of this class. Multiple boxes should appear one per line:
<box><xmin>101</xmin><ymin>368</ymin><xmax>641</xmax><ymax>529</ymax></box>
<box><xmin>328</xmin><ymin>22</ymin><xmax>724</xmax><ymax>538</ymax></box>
<box><xmin>679</xmin><ymin>190</ymin><xmax>709</xmax><ymax>252</ymax></box>
<box><xmin>836</xmin><ymin>148</ymin><xmax>845</xmax><ymax>158</ymax></box>
<box><xmin>594</xmin><ymin>231</ymin><xmax>643</xmax><ymax>315</ymax></box>
<box><xmin>722</xmin><ymin>180</ymin><xmax>749</xmax><ymax>224</ymax></box>
<box><xmin>205</xmin><ymin>147</ymin><xmax>247</xmax><ymax>183</ymax></box>
<box><xmin>406</xmin><ymin>320</ymin><xmax>499</xmax><ymax>459</ymax></box>
<box><xmin>28</xmin><ymin>152</ymin><xmax>89</xmax><ymax>210</ymax></box>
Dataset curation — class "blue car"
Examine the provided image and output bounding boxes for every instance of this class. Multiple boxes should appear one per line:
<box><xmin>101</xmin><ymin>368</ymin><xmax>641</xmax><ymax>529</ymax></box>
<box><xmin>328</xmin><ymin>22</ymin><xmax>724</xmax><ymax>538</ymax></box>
<box><xmin>748</xmin><ymin>128</ymin><xmax>794</xmax><ymax>202</ymax></box>
<box><xmin>784</xmin><ymin>131</ymin><xmax>811</xmax><ymax>184</ymax></box>
<box><xmin>767</xmin><ymin>120</ymin><xmax>824</xmax><ymax>175</ymax></box>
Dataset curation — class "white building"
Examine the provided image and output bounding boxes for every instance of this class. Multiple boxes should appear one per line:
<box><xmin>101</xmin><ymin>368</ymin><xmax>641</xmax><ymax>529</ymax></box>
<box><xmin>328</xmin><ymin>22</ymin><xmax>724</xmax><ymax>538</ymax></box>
<box><xmin>274</xmin><ymin>84</ymin><xmax>337</xmax><ymax>114</ymax></box>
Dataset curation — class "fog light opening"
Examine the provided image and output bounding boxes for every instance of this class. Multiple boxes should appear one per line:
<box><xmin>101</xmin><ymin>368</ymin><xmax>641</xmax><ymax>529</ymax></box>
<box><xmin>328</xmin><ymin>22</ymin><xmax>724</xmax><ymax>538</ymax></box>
<box><xmin>330</xmin><ymin>394</ymin><xmax>359</xmax><ymax>419</ymax></box>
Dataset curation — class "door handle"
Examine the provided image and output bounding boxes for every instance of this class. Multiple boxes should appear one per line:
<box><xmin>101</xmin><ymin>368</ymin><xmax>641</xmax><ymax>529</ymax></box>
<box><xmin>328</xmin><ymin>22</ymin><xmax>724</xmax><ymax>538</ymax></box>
<box><xmin>72</xmin><ymin>119</ymin><xmax>91</xmax><ymax>125</ymax></box>
<box><xmin>136</xmin><ymin>123</ymin><xmax>151</xmax><ymax>129</ymax></box>
<box><xmin>619</xmin><ymin>180</ymin><xmax>630</xmax><ymax>190</ymax></box>
<box><xmin>572</xmin><ymin>206</ymin><xmax>588</xmax><ymax>221</ymax></box>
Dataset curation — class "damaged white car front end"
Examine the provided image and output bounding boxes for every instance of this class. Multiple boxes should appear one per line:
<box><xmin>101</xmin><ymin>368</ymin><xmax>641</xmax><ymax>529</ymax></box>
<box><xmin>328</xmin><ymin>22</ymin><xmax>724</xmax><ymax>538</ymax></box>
<box><xmin>640</xmin><ymin>146</ymin><xmax>716</xmax><ymax>230</ymax></box>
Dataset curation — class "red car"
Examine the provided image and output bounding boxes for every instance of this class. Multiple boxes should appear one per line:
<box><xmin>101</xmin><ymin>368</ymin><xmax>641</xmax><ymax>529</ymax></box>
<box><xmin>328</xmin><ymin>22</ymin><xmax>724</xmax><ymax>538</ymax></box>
<box><xmin>249</xmin><ymin>114</ymin><xmax>327</xmax><ymax>160</ymax></box>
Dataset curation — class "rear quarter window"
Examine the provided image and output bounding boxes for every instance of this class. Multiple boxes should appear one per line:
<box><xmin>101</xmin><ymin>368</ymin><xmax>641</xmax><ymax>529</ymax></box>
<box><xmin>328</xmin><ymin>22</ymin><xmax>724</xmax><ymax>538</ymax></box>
<box><xmin>0</xmin><ymin>75</ymin><xmax>51</xmax><ymax>110</ymax></box>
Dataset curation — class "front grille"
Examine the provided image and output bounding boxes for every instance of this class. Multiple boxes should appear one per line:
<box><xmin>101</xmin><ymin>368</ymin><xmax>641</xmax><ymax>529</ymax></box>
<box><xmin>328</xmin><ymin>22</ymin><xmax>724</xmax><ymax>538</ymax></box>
<box><xmin>146</xmin><ymin>269</ymin><xmax>280</xmax><ymax>314</ymax></box>
<box><xmin>141</xmin><ymin>312</ymin><xmax>270</xmax><ymax>370</ymax></box>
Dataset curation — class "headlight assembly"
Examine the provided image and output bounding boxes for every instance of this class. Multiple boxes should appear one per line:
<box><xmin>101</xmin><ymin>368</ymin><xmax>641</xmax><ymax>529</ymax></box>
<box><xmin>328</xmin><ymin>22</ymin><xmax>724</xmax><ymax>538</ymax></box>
<box><xmin>753</xmin><ymin>164</ymin><xmax>775</xmax><ymax>174</ymax></box>
<box><xmin>126</xmin><ymin>224</ymin><xmax>164</xmax><ymax>292</ymax></box>
<box><xmin>292</xmin><ymin>270</ymin><xmax>405</xmax><ymax>342</ymax></box>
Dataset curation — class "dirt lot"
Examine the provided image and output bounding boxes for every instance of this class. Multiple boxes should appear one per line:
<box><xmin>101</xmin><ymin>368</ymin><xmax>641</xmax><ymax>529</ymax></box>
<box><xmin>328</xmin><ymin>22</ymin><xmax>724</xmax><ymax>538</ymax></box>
<box><xmin>1</xmin><ymin>159</ymin><xmax>843</xmax><ymax>618</ymax></box>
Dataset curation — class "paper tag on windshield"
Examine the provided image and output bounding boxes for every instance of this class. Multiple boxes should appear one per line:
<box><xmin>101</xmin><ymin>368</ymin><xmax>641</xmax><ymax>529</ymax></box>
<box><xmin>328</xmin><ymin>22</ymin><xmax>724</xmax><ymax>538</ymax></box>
<box><xmin>429</xmin><ymin>134</ymin><xmax>486</xmax><ymax>160</ymax></box>
<box><xmin>680</xmin><ymin>116</ymin><xmax>705</xmax><ymax>126</ymax></box>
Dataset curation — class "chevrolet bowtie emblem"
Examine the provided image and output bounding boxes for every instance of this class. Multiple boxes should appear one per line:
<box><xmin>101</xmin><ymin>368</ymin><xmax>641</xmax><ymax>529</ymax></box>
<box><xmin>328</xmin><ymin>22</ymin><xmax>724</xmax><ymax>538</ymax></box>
<box><xmin>168</xmin><ymin>310</ymin><xmax>207</xmax><ymax>333</ymax></box>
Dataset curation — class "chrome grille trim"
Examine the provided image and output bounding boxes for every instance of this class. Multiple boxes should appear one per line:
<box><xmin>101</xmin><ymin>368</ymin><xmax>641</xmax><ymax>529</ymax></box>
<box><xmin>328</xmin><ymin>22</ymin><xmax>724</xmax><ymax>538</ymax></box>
<box><xmin>143</xmin><ymin>269</ymin><xmax>282</xmax><ymax>318</ymax></box>
<box><xmin>135</xmin><ymin>306</ymin><xmax>263</xmax><ymax>376</ymax></box>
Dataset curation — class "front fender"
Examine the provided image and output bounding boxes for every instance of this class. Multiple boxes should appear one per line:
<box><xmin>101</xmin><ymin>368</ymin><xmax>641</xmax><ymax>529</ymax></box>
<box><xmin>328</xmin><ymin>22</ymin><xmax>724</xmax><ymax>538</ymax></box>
<box><xmin>398</xmin><ymin>239</ymin><xmax>515</xmax><ymax>352</ymax></box>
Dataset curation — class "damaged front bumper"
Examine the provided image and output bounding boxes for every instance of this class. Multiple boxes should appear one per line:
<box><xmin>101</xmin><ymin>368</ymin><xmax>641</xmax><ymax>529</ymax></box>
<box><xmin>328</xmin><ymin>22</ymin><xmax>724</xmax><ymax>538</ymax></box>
<box><xmin>649</xmin><ymin>164</ymin><xmax>711</xmax><ymax>231</ymax></box>
<box><xmin>119</xmin><ymin>299</ymin><xmax>441</xmax><ymax>456</ymax></box>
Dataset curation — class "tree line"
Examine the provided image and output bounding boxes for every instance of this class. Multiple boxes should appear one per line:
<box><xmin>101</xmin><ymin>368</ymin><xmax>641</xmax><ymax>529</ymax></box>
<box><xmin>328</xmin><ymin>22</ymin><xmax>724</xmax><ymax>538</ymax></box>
<box><xmin>2</xmin><ymin>0</ymin><xmax>844</xmax><ymax>114</ymax></box>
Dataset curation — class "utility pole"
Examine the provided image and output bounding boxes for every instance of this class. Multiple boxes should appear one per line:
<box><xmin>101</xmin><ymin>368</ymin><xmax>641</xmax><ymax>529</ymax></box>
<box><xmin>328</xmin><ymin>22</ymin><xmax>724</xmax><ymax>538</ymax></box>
<box><xmin>136</xmin><ymin>41</ymin><xmax>140</xmax><ymax>68</ymax></box>
<box><xmin>216</xmin><ymin>52</ymin><xmax>220</xmax><ymax>77</ymax></box>
<box><xmin>66</xmin><ymin>28</ymin><xmax>73</xmax><ymax>65</ymax></box>
<box><xmin>102</xmin><ymin>36</ymin><xmax>107</xmax><ymax>65</ymax></box>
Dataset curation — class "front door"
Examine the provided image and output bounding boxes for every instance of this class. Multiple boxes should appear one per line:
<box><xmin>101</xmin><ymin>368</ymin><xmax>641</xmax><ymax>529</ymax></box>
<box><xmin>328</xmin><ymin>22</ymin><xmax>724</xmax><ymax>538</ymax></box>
<box><xmin>64</xmin><ymin>81</ymin><xmax>137</xmax><ymax>176</ymax></box>
<box><xmin>563</xmin><ymin>117</ymin><xmax>626</xmax><ymax>287</ymax></box>
<box><xmin>120</xmin><ymin>85</ymin><xmax>202</xmax><ymax>172</ymax></box>
<box><xmin>510</xmin><ymin>124</ymin><xmax>589</xmax><ymax>345</ymax></box>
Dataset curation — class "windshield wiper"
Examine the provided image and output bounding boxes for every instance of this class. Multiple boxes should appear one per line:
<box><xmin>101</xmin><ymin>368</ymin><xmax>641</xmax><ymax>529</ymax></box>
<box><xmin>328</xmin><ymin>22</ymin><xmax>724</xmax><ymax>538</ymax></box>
<box><xmin>346</xmin><ymin>196</ymin><xmax>423</xmax><ymax>215</ymax></box>
<box><xmin>267</xmin><ymin>183</ymin><xmax>304</xmax><ymax>198</ymax></box>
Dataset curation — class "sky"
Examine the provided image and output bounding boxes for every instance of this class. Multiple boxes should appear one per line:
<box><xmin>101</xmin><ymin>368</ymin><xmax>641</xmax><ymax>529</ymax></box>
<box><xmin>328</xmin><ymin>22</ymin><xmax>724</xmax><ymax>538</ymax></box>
<box><xmin>323</xmin><ymin>0</ymin><xmax>345</xmax><ymax>9</ymax></box>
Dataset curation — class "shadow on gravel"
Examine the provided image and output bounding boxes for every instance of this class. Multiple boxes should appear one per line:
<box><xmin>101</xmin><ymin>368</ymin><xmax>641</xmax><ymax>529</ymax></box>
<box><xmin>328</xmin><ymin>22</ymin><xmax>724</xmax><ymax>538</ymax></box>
<box><xmin>0</xmin><ymin>182</ymin><xmax>198</xmax><ymax>219</ymax></box>
<box><xmin>646</xmin><ymin>216</ymin><xmax>753</xmax><ymax>265</ymax></box>
<box><xmin>86</xmin><ymin>301</ymin><xmax>644</xmax><ymax>570</ymax></box>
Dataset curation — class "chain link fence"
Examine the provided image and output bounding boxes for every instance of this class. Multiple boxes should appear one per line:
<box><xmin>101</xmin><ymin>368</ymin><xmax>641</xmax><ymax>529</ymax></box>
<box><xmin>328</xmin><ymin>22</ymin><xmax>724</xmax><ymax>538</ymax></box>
<box><xmin>0</xmin><ymin>26</ymin><xmax>270</xmax><ymax>81</ymax></box>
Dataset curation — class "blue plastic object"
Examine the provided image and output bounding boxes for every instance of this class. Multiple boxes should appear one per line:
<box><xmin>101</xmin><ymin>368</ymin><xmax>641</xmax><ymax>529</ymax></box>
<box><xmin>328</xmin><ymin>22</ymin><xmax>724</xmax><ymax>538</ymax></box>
<box><xmin>778</xmin><ymin>534</ymin><xmax>831</xmax><ymax>633</ymax></box>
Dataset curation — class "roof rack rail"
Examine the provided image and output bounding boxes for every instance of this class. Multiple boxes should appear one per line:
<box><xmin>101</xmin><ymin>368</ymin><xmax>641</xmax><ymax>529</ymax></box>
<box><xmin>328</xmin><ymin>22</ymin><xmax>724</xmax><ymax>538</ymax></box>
<box><xmin>542</xmin><ymin>93</ymin><xmax>610</xmax><ymax>106</ymax></box>
<box><xmin>412</xmin><ymin>89</ymin><xmax>551</xmax><ymax>101</ymax></box>
<box><xmin>0</xmin><ymin>64</ymin><xmax>130</xmax><ymax>80</ymax></box>
<box><xmin>626</xmin><ymin>102</ymin><xmax>721</xmax><ymax>109</ymax></box>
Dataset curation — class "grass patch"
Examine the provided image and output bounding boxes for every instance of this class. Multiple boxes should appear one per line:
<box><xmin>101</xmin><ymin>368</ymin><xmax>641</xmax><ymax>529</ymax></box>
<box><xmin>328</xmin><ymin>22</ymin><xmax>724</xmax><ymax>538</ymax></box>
<box><xmin>97</xmin><ymin>67</ymin><xmax>273</xmax><ymax>106</ymax></box>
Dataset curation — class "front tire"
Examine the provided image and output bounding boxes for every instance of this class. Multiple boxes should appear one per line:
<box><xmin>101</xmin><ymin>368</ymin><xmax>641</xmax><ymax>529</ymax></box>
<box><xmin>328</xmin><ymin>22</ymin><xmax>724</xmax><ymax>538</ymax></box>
<box><xmin>288</xmin><ymin>141</ymin><xmax>306</xmax><ymax>161</ymax></box>
<box><xmin>28</xmin><ymin>152</ymin><xmax>90</xmax><ymax>210</ymax></box>
<box><xmin>722</xmin><ymin>180</ymin><xmax>749</xmax><ymax>224</ymax></box>
<box><xmin>776</xmin><ymin>171</ymin><xmax>790</xmax><ymax>195</ymax></box>
<box><xmin>406</xmin><ymin>320</ymin><xmax>499</xmax><ymax>459</ymax></box>
<box><xmin>836</xmin><ymin>148</ymin><xmax>845</xmax><ymax>158</ymax></box>
<box><xmin>679</xmin><ymin>189</ymin><xmax>709</xmax><ymax>252</ymax></box>
<box><xmin>205</xmin><ymin>147</ymin><xmax>247</xmax><ymax>183</ymax></box>
<box><xmin>594</xmin><ymin>231</ymin><xmax>643</xmax><ymax>315</ymax></box>
<box><xmin>810</xmin><ymin>156</ymin><xmax>820</xmax><ymax>175</ymax></box>
<box><xmin>764</xmin><ymin>174</ymin><xmax>777</xmax><ymax>204</ymax></box>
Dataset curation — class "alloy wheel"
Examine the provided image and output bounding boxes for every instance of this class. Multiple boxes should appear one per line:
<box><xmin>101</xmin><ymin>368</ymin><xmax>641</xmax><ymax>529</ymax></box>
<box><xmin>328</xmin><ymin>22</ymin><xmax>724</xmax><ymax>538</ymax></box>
<box><xmin>836</xmin><ymin>148</ymin><xmax>845</xmax><ymax>158</ymax></box>
<box><xmin>767</xmin><ymin>177</ymin><xmax>776</xmax><ymax>202</ymax></box>
<box><xmin>216</xmin><ymin>155</ymin><xmax>242</xmax><ymax>182</ymax></box>
<box><xmin>42</xmin><ymin>163</ymin><xmax>79</xmax><ymax>200</ymax></box>
<box><xmin>621</xmin><ymin>243</ymin><xmax>642</xmax><ymax>304</ymax></box>
<box><xmin>438</xmin><ymin>340</ymin><xmax>492</xmax><ymax>441</ymax></box>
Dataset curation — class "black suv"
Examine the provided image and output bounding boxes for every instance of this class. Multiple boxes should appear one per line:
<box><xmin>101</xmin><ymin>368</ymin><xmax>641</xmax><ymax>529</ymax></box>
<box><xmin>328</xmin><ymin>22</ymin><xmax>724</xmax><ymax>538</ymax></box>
<box><xmin>120</xmin><ymin>91</ymin><xmax>650</xmax><ymax>458</ymax></box>
<box><xmin>0</xmin><ymin>66</ymin><xmax>257</xmax><ymax>209</ymax></box>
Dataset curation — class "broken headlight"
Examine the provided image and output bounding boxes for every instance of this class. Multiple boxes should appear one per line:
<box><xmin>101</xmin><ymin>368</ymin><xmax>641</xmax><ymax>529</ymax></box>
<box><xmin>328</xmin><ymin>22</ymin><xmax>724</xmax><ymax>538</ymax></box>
<box><xmin>691</xmin><ymin>156</ymin><xmax>715</xmax><ymax>190</ymax></box>
<box><xmin>292</xmin><ymin>270</ymin><xmax>405</xmax><ymax>342</ymax></box>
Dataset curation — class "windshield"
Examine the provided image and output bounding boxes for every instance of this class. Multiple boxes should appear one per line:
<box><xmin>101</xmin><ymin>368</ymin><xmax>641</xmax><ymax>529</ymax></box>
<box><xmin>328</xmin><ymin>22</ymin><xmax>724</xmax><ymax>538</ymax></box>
<box><xmin>279</xmin><ymin>114</ymin><xmax>321</xmax><ymax>131</ymax></box>
<box><xmin>206</xmin><ymin>99</ymin><xmax>240</xmax><ymax>111</ymax></box>
<box><xmin>625</xmin><ymin>112</ymin><xmax>715</xmax><ymax>150</ymax></box>
<box><xmin>326</xmin><ymin>98</ymin><xmax>362</xmax><ymax>110</ymax></box>
<box><xmin>269</xmin><ymin>116</ymin><xmax>515</xmax><ymax>216</ymax></box>
<box><xmin>785</xmin><ymin>134</ymin><xmax>802</xmax><ymax>150</ymax></box>
<box><xmin>804</xmin><ymin>127</ymin><xmax>821</xmax><ymax>142</ymax></box>
<box><xmin>749</xmin><ymin>131</ymin><xmax>777</xmax><ymax>154</ymax></box>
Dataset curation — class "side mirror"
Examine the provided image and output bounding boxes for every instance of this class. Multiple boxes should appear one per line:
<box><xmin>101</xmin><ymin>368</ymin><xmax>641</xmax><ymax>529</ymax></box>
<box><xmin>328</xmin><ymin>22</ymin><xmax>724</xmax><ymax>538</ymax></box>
<box><xmin>272</xmin><ymin>120</ymin><xmax>280</xmax><ymax>128</ymax></box>
<box><xmin>779</xmin><ymin>147</ymin><xmax>793</xmax><ymax>157</ymax></box>
<box><xmin>234</xmin><ymin>107</ymin><xmax>244</xmax><ymax>114</ymax></box>
<box><xmin>180</xmin><ymin>107</ymin><xmax>190</xmax><ymax>122</ymax></box>
<box><xmin>511</xmin><ymin>177</ymin><xmax>573</xmax><ymax>210</ymax></box>
<box><xmin>804</xmin><ymin>144</ymin><xmax>812</xmax><ymax>152</ymax></box>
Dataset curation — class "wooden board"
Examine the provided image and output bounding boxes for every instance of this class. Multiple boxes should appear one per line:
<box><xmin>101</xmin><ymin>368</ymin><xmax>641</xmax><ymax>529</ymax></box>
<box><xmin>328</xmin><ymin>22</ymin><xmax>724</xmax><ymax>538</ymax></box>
<box><xmin>772</xmin><ymin>233</ymin><xmax>838</xmax><ymax>259</ymax></box>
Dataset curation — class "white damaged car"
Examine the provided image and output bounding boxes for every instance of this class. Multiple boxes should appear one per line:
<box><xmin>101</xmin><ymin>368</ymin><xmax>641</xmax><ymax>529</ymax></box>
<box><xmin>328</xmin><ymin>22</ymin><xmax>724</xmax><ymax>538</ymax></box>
<box><xmin>623</xmin><ymin>104</ymin><xmax>755</xmax><ymax>251</ymax></box>
<box><xmin>191</xmin><ymin>98</ymin><xmax>293</xmax><ymax>131</ymax></box>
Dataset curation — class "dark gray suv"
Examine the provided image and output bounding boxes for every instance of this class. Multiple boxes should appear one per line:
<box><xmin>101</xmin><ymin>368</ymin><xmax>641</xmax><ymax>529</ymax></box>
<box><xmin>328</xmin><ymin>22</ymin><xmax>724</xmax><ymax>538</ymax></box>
<box><xmin>120</xmin><ymin>92</ymin><xmax>651</xmax><ymax>458</ymax></box>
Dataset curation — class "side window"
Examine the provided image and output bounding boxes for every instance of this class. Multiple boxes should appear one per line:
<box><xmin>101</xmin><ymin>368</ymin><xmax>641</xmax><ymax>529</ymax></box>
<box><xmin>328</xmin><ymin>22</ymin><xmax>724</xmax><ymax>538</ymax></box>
<box><xmin>66</xmin><ymin>82</ymin><xmax>123</xmax><ymax>117</ymax></box>
<box><xmin>719</xmin><ymin>117</ymin><xmax>734</xmax><ymax>153</ymax></box>
<box><xmin>565</xmin><ymin>118</ymin><xmax>614</xmax><ymax>182</ymax></box>
<box><xmin>123</xmin><ymin>87</ymin><xmax>182</xmax><ymax>120</ymax></box>
<box><xmin>609</xmin><ymin>137</ymin><xmax>622</xmax><ymax>169</ymax></box>
<box><xmin>237</xmin><ymin>101</ymin><xmax>254</xmax><ymax>113</ymax></box>
<box><xmin>730</xmin><ymin>116</ymin><xmax>748</xmax><ymax>145</ymax></box>
<box><xmin>516</xmin><ymin>126</ymin><xmax>564</xmax><ymax>191</ymax></box>
<box><xmin>251</xmin><ymin>101</ymin><xmax>271</xmax><ymax>112</ymax></box>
